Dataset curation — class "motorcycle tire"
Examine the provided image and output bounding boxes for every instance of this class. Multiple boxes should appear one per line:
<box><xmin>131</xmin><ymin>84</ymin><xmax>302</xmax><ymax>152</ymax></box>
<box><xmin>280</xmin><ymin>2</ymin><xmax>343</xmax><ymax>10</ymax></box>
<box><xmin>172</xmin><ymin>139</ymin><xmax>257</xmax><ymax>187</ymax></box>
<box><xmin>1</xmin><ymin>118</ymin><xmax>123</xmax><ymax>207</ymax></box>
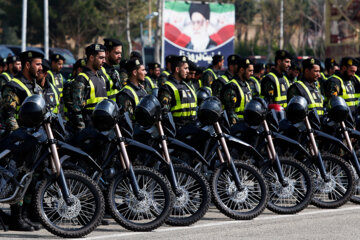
<box><xmin>107</xmin><ymin>166</ymin><xmax>174</xmax><ymax>231</ymax></box>
<box><xmin>35</xmin><ymin>170</ymin><xmax>105</xmax><ymax>238</ymax></box>
<box><xmin>212</xmin><ymin>161</ymin><xmax>268</xmax><ymax>220</ymax></box>
<box><xmin>308</xmin><ymin>153</ymin><xmax>355</xmax><ymax>208</ymax></box>
<box><xmin>261</xmin><ymin>158</ymin><xmax>314</xmax><ymax>214</ymax></box>
<box><xmin>164</xmin><ymin>164</ymin><xmax>211</xmax><ymax>226</ymax></box>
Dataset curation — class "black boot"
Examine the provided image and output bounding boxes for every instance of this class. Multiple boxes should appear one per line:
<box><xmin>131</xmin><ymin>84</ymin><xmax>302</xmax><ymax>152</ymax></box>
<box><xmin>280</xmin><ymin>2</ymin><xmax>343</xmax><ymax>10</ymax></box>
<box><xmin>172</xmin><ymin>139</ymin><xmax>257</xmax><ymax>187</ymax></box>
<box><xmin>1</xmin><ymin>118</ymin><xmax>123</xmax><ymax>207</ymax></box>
<box><xmin>9</xmin><ymin>204</ymin><xmax>34</xmax><ymax>231</ymax></box>
<box><xmin>0</xmin><ymin>209</ymin><xmax>9</xmax><ymax>231</ymax></box>
<box><xmin>22</xmin><ymin>203</ymin><xmax>42</xmax><ymax>231</ymax></box>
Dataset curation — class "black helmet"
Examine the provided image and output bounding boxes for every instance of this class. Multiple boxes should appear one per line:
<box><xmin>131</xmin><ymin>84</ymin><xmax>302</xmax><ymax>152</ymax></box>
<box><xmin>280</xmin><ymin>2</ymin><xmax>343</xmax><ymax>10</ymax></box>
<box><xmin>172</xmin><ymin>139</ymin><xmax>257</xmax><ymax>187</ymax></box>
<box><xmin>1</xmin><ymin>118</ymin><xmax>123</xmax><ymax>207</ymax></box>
<box><xmin>19</xmin><ymin>95</ymin><xmax>47</xmax><ymax>128</ymax></box>
<box><xmin>196</xmin><ymin>87</ymin><xmax>212</xmax><ymax>106</ymax></box>
<box><xmin>328</xmin><ymin>96</ymin><xmax>349</xmax><ymax>122</ymax></box>
<box><xmin>135</xmin><ymin>94</ymin><xmax>161</xmax><ymax>127</ymax></box>
<box><xmin>198</xmin><ymin>96</ymin><xmax>222</xmax><ymax>125</ymax></box>
<box><xmin>244</xmin><ymin>97</ymin><xmax>267</xmax><ymax>126</ymax></box>
<box><xmin>92</xmin><ymin>99</ymin><xmax>120</xmax><ymax>131</ymax></box>
<box><xmin>286</xmin><ymin>96</ymin><xmax>308</xmax><ymax>123</ymax></box>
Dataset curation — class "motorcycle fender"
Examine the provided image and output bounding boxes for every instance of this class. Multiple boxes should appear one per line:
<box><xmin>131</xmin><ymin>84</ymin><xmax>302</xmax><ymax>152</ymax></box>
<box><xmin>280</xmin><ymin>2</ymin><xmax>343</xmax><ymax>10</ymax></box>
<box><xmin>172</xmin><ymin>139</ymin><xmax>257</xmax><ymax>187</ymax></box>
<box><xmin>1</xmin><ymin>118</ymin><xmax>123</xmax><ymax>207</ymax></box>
<box><xmin>126</xmin><ymin>138</ymin><xmax>167</xmax><ymax>164</ymax></box>
<box><xmin>167</xmin><ymin>137</ymin><xmax>209</xmax><ymax>166</ymax></box>
<box><xmin>224</xmin><ymin>133</ymin><xmax>265</xmax><ymax>162</ymax></box>
<box><xmin>313</xmin><ymin>130</ymin><xmax>351</xmax><ymax>154</ymax></box>
<box><xmin>57</xmin><ymin>140</ymin><xmax>102</xmax><ymax>171</ymax></box>
<box><xmin>272</xmin><ymin>132</ymin><xmax>312</xmax><ymax>159</ymax></box>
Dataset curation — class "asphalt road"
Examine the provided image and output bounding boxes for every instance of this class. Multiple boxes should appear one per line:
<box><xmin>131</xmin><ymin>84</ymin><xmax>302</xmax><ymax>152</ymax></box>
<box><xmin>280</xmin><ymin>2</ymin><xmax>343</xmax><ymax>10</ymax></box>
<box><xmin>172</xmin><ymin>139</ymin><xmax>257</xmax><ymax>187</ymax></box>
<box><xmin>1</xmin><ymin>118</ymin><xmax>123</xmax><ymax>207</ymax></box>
<box><xmin>0</xmin><ymin>203</ymin><xmax>359</xmax><ymax>240</ymax></box>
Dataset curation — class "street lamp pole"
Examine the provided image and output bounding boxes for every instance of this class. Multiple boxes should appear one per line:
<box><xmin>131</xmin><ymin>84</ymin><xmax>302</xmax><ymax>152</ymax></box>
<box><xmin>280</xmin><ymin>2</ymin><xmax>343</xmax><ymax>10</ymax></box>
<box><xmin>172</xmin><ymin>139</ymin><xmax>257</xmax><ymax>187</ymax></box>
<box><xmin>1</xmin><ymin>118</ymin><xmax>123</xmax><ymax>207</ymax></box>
<box><xmin>21</xmin><ymin>0</ymin><xmax>28</xmax><ymax>52</ymax></box>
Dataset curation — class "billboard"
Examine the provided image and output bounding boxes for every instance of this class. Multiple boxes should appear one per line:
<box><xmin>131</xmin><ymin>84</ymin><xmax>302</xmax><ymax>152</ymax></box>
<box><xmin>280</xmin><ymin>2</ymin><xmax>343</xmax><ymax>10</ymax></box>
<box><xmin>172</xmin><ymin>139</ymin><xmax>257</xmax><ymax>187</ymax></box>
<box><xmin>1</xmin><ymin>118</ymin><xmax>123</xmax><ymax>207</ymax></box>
<box><xmin>162</xmin><ymin>1</ymin><xmax>235</xmax><ymax>67</ymax></box>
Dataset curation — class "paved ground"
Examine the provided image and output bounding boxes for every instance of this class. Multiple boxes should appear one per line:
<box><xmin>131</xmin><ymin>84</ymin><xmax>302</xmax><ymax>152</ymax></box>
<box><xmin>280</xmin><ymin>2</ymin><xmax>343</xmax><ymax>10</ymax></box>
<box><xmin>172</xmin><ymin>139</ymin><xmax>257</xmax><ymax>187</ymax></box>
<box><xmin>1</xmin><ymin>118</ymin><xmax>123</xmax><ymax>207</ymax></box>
<box><xmin>0</xmin><ymin>203</ymin><xmax>359</xmax><ymax>239</ymax></box>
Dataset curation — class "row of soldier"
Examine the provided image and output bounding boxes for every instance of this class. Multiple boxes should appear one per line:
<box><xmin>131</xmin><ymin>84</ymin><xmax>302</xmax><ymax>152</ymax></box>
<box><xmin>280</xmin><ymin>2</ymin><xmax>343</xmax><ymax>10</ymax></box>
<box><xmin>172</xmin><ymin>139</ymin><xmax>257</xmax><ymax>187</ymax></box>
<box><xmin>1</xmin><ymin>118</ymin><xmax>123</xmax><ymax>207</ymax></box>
<box><xmin>0</xmin><ymin>38</ymin><xmax>359</xmax><ymax>230</ymax></box>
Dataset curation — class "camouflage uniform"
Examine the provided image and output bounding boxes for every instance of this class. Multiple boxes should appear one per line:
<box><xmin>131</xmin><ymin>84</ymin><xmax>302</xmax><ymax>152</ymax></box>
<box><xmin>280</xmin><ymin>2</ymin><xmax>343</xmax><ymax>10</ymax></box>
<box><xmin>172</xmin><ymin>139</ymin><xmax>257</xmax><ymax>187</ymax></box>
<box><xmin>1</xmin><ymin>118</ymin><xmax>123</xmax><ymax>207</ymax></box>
<box><xmin>248</xmin><ymin>76</ymin><xmax>261</xmax><ymax>97</ymax></box>
<box><xmin>211</xmin><ymin>70</ymin><xmax>233</xmax><ymax>99</ymax></box>
<box><xmin>144</xmin><ymin>76</ymin><xmax>158</xmax><ymax>94</ymax></box>
<box><xmin>0</xmin><ymin>73</ymin><xmax>42</xmax><ymax>131</ymax></box>
<box><xmin>201</xmin><ymin>66</ymin><xmax>219</xmax><ymax>88</ymax></box>
<box><xmin>221</xmin><ymin>76</ymin><xmax>252</xmax><ymax>125</ymax></box>
<box><xmin>69</xmin><ymin>67</ymin><xmax>107</xmax><ymax>131</ymax></box>
<box><xmin>324</xmin><ymin>71</ymin><xmax>358</xmax><ymax>115</ymax></box>
<box><xmin>158</xmin><ymin>70</ymin><xmax>171</xmax><ymax>87</ymax></box>
<box><xmin>116</xmin><ymin>82</ymin><xmax>147</xmax><ymax>119</ymax></box>
<box><xmin>0</xmin><ymin>71</ymin><xmax>13</xmax><ymax>95</ymax></box>
<box><xmin>100</xmin><ymin>62</ymin><xmax>122</xmax><ymax>101</ymax></box>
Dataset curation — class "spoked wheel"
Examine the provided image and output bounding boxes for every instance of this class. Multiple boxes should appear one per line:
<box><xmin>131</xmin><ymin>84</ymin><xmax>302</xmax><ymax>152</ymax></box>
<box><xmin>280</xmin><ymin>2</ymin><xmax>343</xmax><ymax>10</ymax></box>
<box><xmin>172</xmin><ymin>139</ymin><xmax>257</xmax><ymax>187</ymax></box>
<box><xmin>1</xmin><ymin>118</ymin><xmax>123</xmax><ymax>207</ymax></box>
<box><xmin>308</xmin><ymin>154</ymin><xmax>355</xmax><ymax>208</ymax></box>
<box><xmin>350</xmin><ymin>151</ymin><xmax>360</xmax><ymax>204</ymax></box>
<box><xmin>107</xmin><ymin>166</ymin><xmax>174</xmax><ymax>231</ymax></box>
<box><xmin>35</xmin><ymin>170</ymin><xmax>105</xmax><ymax>238</ymax></box>
<box><xmin>261</xmin><ymin>158</ymin><xmax>313</xmax><ymax>214</ymax></box>
<box><xmin>212</xmin><ymin>162</ymin><xmax>268</xmax><ymax>220</ymax></box>
<box><xmin>165</xmin><ymin>164</ymin><xmax>210</xmax><ymax>226</ymax></box>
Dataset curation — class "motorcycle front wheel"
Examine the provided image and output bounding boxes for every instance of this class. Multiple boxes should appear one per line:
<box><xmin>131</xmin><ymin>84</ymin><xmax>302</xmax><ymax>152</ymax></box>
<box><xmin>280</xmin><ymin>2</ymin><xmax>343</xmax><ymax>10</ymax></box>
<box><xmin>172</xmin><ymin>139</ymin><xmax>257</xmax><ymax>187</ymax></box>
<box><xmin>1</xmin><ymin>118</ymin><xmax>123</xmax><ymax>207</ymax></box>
<box><xmin>35</xmin><ymin>170</ymin><xmax>105</xmax><ymax>238</ymax></box>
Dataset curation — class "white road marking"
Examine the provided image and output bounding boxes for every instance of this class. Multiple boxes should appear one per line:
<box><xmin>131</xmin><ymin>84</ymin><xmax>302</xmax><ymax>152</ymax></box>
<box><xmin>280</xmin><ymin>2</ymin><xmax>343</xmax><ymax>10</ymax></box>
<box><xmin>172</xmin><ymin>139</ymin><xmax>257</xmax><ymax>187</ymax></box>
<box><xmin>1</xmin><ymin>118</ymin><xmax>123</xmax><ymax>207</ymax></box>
<box><xmin>79</xmin><ymin>206</ymin><xmax>360</xmax><ymax>240</ymax></box>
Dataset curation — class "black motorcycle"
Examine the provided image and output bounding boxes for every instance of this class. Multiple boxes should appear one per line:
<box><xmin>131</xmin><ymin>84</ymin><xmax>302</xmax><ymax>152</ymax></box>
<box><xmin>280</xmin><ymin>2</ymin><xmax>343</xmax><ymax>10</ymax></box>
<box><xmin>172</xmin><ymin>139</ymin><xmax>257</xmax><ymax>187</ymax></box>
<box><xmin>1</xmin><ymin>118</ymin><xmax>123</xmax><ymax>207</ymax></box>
<box><xmin>279</xmin><ymin>96</ymin><xmax>355</xmax><ymax>208</ymax></box>
<box><xmin>0</xmin><ymin>95</ymin><xmax>104</xmax><ymax>238</ymax></box>
<box><xmin>230</xmin><ymin>98</ymin><xmax>314</xmax><ymax>214</ymax></box>
<box><xmin>175</xmin><ymin>97</ymin><xmax>269</xmax><ymax>220</ymax></box>
<box><xmin>133</xmin><ymin>95</ymin><xmax>211</xmax><ymax>226</ymax></box>
<box><xmin>65</xmin><ymin>99</ymin><xmax>174</xmax><ymax>231</ymax></box>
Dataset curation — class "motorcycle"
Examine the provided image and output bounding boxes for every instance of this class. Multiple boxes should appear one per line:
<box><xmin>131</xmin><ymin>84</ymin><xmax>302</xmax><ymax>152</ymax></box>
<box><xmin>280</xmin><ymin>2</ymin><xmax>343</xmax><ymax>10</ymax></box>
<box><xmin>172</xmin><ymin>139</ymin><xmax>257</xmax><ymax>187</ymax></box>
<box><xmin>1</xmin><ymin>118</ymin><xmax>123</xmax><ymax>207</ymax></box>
<box><xmin>279</xmin><ymin>96</ymin><xmax>355</xmax><ymax>208</ymax></box>
<box><xmin>230</xmin><ymin>97</ymin><xmax>314</xmax><ymax>214</ymax></box>
<box><xmin>0</xmin><ymin>95</ymin><xmax>104</xmax><ymax>238</ymax></box>
<box><xmin>65</xmin><ymin>99</ymin><xmax>174</xmax><ymax>231</ymax></box>
<box><xmin>175</xmin><ymin>97</ymin><xmax>269</xmax><ymax>220</ymax></box>
<box><xmin>133</xmin><ymin>95</ymin><xmax>211</xmax><ymax>226</ymax></box>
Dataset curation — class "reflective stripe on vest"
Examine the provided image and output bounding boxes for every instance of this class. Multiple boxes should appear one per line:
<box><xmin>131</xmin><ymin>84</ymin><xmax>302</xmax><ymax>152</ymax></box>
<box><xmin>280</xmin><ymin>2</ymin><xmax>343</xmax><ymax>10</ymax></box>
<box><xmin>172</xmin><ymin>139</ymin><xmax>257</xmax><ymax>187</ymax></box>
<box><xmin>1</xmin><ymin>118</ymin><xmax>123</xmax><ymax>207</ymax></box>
<box><xmin>47</xmin><ymin>70</ymin><xmax>63</xmax><ymax>97</ymax></box>
<box><xmin>250</xmin><ymin>76</ymin><xmax>261</xmax><ymax>95</ymax></box>
<box><xmin>267</xmin><ymin>72</ymin><xmax>289</xmax><ymax>108</ymax></box>
<box><xmin>162</xmin><ymin>70</ymin><xmax>170</xmax><ymax>76</ymax></box>
<box><xmin>101</xmin><ymin>67</ymin><xmax>120</xmax><ymax>101</ymax></box>
<box><xmin>78</xmin><ymin>73</ymin><xmax>107</xmax><ymax>110</ymax></box>
<box><xmin>332</xmin><ymin>75</ymin><xmax>358</xmax><ymax>107</ymax></box>
<box><xmin>49</xmin><ymin>82</ymin><xmax>60</xmax><ymax>114</ymax></box>
<box><xmin>145</xmin><ymin>76</ymin><xmax>156</xmax><ymax>89</ymax></box>
<box><xmin>230</xmin><ymin>79</ymin><xmax>251</xmax><ymax>119</ymax></box>
<box><xmin>1</xmin><ymin>72</ymin><xmax>12</xmax><ymax>82</ymax></box>
<box><xmin>204</xmin><ymin>68</ymin><xmax>217</xmax><ymax>80</ymax></box>
<box><xmin>320</xmin><ymin>72</ymin><xmax>328</xmax><ymax>81</ymax></box>
<box><xmin>12</xmin><ymin>78</ymin><xmax>32</xmax><ymax>119</ymax></box>
<box><xmin>164</xmin><ymin>81</ymin><xmax>197</xmax><ymax>118</ymax></box>
<box><xmin>296</xmin><ymin>81</ymin><xmax>324</xmax><ymax>116</ymax></box>
<box><xmin>221</xmin><ymin>75</ymin><xmax>230</xmax><ymax>83</ymax></box>
<box><xmin>354</xmin><ymin>74</ymin><xmax>360</xmax><ymax>99</ymax></box>
<box><xmin>121</xmin><ymin>85</ymin><xmax>140</xmax><ymax>106</ymax></box>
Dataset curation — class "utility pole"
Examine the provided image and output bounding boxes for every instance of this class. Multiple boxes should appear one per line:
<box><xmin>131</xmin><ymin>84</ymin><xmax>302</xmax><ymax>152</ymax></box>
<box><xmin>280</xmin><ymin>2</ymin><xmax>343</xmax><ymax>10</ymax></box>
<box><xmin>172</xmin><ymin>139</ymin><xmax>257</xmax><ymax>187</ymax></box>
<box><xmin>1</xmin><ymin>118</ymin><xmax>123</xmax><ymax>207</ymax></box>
<box><xmin>280</xmin><ymin>0</ymin><xmax>284</xmax><ymax>49</ymax></box>
<box><xmin>149</xmin><ymin>0</ymin><xmax>152</xmax><ymax>45</ymax></box>
<box><xmin>44</xmin><ymin>0</ymin><xmax>49</xmax><ymax>59</ymax></box>
<box><xmin>21</xmin><ymin>0</ymin><xmax>28</xmax><ymax>52</ymax></box>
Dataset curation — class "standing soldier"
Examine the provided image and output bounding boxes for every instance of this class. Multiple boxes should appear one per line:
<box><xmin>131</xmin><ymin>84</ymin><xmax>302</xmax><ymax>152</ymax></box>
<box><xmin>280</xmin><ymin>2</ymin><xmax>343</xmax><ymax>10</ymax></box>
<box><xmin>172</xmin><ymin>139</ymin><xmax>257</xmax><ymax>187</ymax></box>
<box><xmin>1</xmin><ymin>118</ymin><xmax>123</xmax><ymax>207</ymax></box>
<box><xmin>144</xmin><ymin>62</ymin><xmax>160</xmax><ymax>94</ymax></box>
<box><xmin>212</xmin><ymin>54</ymin><xmax>240</xmax><ymax>99</ymax></box>
<box><xmin>0</xmin><ymin>58</ymin><xmax>7</xmax><ymax>74</ymax></box>
<box><xmin>47</xmin><ymin>54</ymin><xmax>65</xmax><ymax>97</ymax></box>
<box><xmin>0</xmin><ymin>55</ymin><xmax>21</xmax><ymax>90</ymax></box>
<box><xmin>119</xmin><ymin>59</ymin><xmax>128</xmax><ymax>86</ymax></box>
<box><xmin>101</xmin><ymin>38</ymin><xmax>123</xmax><ymax>101</ymax></box>
<box><xmin>158</xmin><ymin>55</ymin><xmax>175</xmax><ymax>86</ymax></box>
<box><xmin>116</xmin><ymin>59</ymin><xmax>148</xmax><ymax>120</ymax></box>
<box><xmin>0</xmin><ymin>50</ymin><xmax>43</xmax><ymax>231</ymax></box>
<box><xmin>37</xmin><ymin>59</ymin><xmax>60</xmax><ymax>114</ymax></box>
<box><xmin>187</xmin><ymin>60</ymin><xmax>201</xmax><ymax>91</ymax></box>
<box><xmin>324</xmin><ymin>57</ymin><xmax>358</xmax><ymax>116</ymax></box>
<box><xmin>261</xmin><ymin>50</ymin><xmax>292</xmax><ymax>107</ymax></box>
<box><xmin>249</xmin><ymin>63</ymin><xmax>265</xmax><ymax>97</ymax></box>
<box><xmin>221</xmin><ymin>58</ymin><xmax>253</xmax><ymax>125</ymax></box>
<box><xmin>286</xmin><ymin>59</ymin><xmax>301</xmax><ymax>84</ymax></box>
<box><xmin>201</xmin><ymin>54</ymin><xmax>224</xmax><ymax>88</ymax></box>
<box><xmin>158</xmin><ymin>56</ymin><xmax>197</xmax><ymax>129</ymax></box>
<box><xmin>287</xmin><ymin>58</ymin><xmax>324</xmax><ymax>118</ymax></box>
<box><xmin>69</xmin><ymin>44</ymin><xmax>107</xmax><ymax>131</ymax></box>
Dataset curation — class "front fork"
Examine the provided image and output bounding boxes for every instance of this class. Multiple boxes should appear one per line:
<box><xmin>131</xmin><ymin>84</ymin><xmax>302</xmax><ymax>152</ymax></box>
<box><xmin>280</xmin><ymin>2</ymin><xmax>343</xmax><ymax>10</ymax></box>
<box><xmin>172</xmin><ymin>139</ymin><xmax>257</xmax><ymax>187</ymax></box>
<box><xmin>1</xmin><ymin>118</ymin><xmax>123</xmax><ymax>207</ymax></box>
<box><xmin>304</xmin><ymin>117</ymin><xmax>330</xmax><ymax>182</ymax></box>
<box><xmin>214</xmin><ymin>122</ymin><xmax>244</xmax><ymax>191</ymax></box>
<box><xmin>156</xmin><ymin>121</ymin><xmax>180</xmax><ymax>196</ymax></box>
<box><xmin>341</xmin><ymin>121</ymin><xmax>360</xmax><ymax>177</ymax></box>
<box><xmin>44</xmin><ymin>123</ymin><xmax>72</xmax><ymax>205</ymax></box>
<box><xmin>114</xmin><ymin>124</ymin><xmax>142</xmax><ymax>200</ymax></box>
